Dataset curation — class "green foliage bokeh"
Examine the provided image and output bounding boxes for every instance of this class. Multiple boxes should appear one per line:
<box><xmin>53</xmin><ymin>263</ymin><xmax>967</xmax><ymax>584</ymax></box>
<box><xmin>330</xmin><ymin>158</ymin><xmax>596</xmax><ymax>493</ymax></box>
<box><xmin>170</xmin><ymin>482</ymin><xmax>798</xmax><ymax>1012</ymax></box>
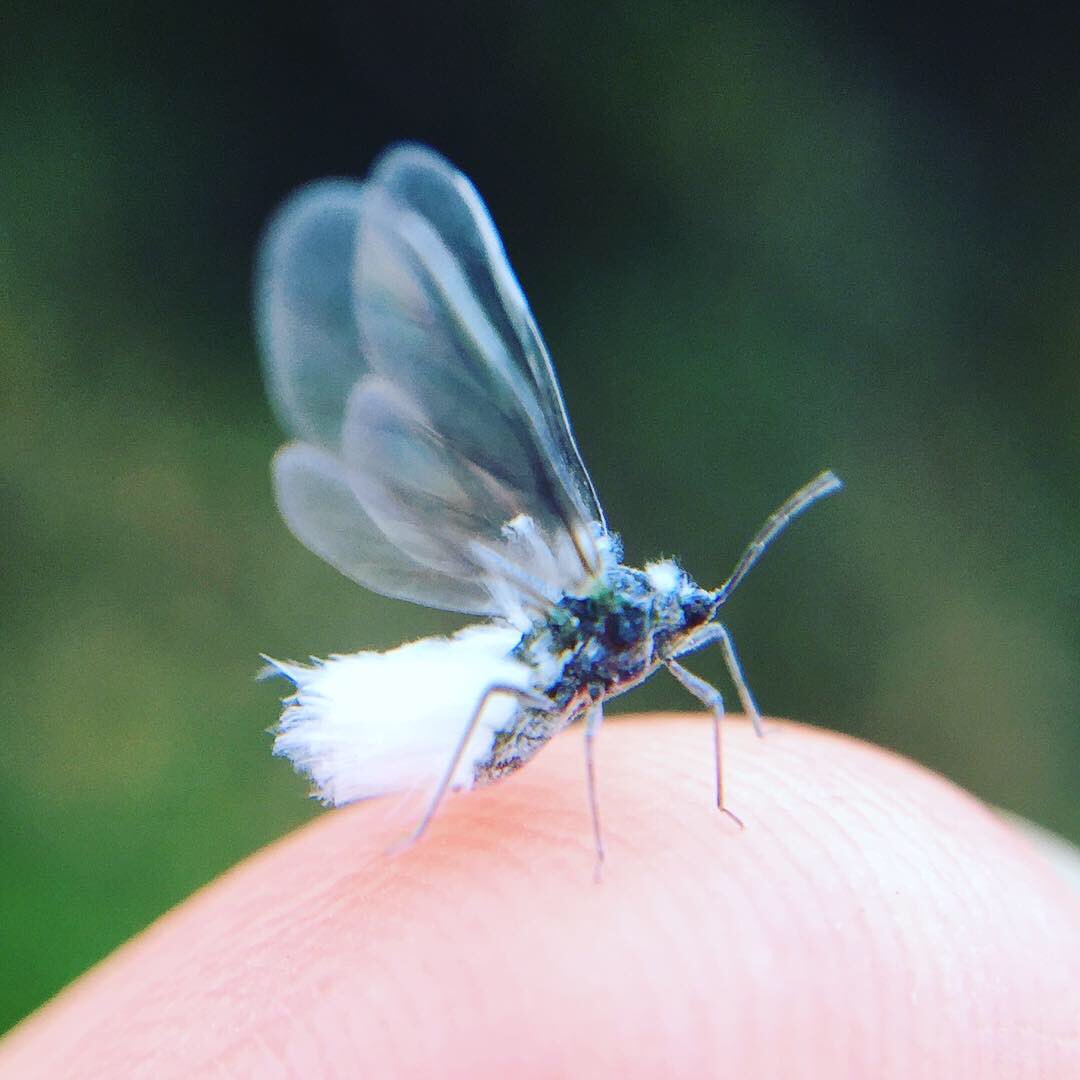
<box><xmin>2</xmin><ymin>3</ymin><xmax>1077</xmax><ymax>1031</ymax></box>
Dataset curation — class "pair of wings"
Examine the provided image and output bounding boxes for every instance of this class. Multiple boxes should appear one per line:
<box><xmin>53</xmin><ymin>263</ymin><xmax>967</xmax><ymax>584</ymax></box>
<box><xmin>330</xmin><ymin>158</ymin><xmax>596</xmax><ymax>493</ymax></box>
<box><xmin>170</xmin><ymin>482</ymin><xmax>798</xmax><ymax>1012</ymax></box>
<box><xmin>257</xmin><ymin>144</ymin><xmax>607</xmax><ymax>616</ymax></box>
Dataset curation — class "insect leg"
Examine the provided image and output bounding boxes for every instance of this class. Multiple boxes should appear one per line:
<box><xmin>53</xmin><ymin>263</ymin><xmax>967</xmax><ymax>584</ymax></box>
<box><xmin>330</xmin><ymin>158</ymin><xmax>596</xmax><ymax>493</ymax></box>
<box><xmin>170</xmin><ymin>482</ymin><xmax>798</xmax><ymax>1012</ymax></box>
<box><xmin>672</xmin><ymin>623</ymin><xmax>763</xmax><ymax>737</ymax></box>
<box><xmin>583</xmin><ymin>703</ymin><xmax>605</xmax><ymax>881</ymax></box>
<box><xmin>714</xmin><ymin>470</ymin><xmax>842</xmax><ymax>606</ymax></box>
<box><xmin>402</xmin><ymin>684</ymin><xmax>555</xmax><ymax>850</ymax></box>
<box><xmin>666</xmin><ymin>659</ymin><xmax>744</xmax><ymax>827</ymax></box>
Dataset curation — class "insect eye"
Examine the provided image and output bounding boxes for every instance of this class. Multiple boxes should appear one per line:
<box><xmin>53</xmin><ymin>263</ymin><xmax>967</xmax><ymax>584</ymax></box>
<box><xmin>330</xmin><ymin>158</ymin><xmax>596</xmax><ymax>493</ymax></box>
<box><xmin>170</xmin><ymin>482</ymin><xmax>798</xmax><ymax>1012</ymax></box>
<box><xmin>682</xmin><ymin>596</ymin><xmax>712</xmax><ymax>627</ymax></box>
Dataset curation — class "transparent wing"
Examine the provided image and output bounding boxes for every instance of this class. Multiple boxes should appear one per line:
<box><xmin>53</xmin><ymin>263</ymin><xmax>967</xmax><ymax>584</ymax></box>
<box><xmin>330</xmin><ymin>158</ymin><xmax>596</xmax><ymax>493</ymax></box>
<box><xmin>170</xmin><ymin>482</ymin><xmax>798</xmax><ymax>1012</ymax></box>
<box><xmin>258</xmin><ymin>179</ymin><xmax>367</xmax><ymax>448</ymax></box>
<box><xmin>363</xmin><ymin>145</ymin><xmax>604</xmax><ymax>529</ymax></box>
<box><xmin>257</xmin><ymin>144</ymin><xmax>607</xmax><ymax>613</ymax></box>
<box><xmin>273</xmin><ymin>442</ymin><xmax>496</xmax><ymax>614</ymax></box>
<box><xmin>258</xmin><ymin>182</ymin><xmax>504</xmax><ymax>610</ymax></box>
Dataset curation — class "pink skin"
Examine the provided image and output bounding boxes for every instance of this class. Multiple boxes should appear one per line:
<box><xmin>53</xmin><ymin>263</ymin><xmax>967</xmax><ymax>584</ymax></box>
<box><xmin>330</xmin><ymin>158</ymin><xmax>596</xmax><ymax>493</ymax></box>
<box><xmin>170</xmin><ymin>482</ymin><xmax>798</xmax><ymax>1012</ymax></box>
<box><xmin>2</xmin><ymin>716</ymin><xmax>1077</xmax><ymax>1078</ymax></box>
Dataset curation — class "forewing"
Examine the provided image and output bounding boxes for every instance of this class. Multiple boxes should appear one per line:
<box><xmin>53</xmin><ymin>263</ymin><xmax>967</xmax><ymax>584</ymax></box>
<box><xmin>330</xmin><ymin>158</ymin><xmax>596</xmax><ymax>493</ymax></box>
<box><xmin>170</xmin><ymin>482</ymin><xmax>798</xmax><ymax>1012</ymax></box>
<box><xmin>365</xmin><ymin>145</ymin><xmax>604</xmax><ymax>527</ymax></box>
<box><xmin>256</xmin><ymin>144</ymin><xmax>606</xmax><ymax>613</ymax></box>
<box><xmin>349</xmin><ymin>177</ymin><xmax>600</xmax><ymax>584</ymax></box>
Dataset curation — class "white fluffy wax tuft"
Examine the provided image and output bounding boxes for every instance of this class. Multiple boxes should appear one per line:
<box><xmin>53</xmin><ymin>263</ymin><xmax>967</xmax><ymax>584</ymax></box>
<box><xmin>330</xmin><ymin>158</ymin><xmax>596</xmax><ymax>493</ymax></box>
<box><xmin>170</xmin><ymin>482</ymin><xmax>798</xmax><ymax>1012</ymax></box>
<box><xmin>267</xmin><ymin>624</ymin><xmax>531</xmax><ymax>805</ymax></box>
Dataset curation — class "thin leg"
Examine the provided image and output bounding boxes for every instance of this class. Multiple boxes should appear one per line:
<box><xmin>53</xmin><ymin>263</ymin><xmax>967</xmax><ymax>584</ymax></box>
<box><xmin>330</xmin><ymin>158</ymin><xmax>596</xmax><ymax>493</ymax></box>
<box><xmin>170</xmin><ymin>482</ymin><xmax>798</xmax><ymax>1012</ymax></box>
<box><xmin>672</xmin><ymin>623</ymin><xmax>763</xmax><ymax>737</ymax></box>
<box><xmin>398</xmin><ymin>684</ymin><xmax>554</xmax><ymax>851</ymax></box>
<box><xmin>714</xmin><ymin>624</ymin><xmax>763</xmax><ymax>738</ymax></box>
<box><xmin>714</xmin><ymin>470</ymin><xmax>842</xmax><ymax>606</ymax></box>
<box><xmin>584</xmin><ymin>703</ymin><xmax>605</xmax><ymax>881</ymax></box>
<box><xmin>666</xmin><ymin>659</ymin><xmax>743</xmax><ymax>828</ymax></box>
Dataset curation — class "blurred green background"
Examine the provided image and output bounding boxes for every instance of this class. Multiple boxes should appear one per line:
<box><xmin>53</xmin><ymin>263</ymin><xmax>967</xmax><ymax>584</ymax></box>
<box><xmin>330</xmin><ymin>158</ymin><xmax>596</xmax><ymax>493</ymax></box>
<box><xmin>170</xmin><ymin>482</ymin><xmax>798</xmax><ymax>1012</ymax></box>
<box><xmin>2</xmin><ymin>2</ymin><xmax>1077</xmax><ymax>1032</ymax></box>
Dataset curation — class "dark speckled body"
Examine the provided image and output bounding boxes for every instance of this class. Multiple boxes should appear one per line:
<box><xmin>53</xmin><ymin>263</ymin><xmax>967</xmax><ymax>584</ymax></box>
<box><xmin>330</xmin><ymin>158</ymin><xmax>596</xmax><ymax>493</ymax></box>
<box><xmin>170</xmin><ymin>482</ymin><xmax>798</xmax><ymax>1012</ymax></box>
<box><xmin>474</xmin><ymin>562</ymin><xmax>716</xmax><ymax>784</ymax></box>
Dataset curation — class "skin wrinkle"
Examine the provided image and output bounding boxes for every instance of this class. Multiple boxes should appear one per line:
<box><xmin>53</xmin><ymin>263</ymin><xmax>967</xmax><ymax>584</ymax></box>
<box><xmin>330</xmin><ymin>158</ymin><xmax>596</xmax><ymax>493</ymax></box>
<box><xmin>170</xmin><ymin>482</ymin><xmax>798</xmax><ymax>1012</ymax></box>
<box><xmin>756</xmin><ymin>746</ymin><xmax>884</xmax><ymax>1071</ymax></box>
<box><xmin>592</xmin><ymin>723</ymin><xmax>1060</xmax><ymax>1072</ymax></box>
<box><xmin>933</xmin><ymin>791</ymin><xmax>1018</xmax><ymax>1072</ymax></box>
<box><xmin>1</xmin><ymin>716</ymin><xmax>1077</xmax><ymax>1079</ymax></box>
<box><xmin>847</xmin><ymin>759</ymin><xmax>978</xmax><ymax>1073</ymax></box>
<box><xmin>729</xmin><ymin>724</ymin><xmax>893</xmax><ymax>1064</ymax></box>
<box><xmin>948</xmin><ymin>833</ymin><xmax>996</xmax><ymax>1075</ymax></box>
<box><xmin>667</xmin><ymin>723</ymin><xmax>1067</xmax><ymax>1074</ymax></box>
<box><xmin>704</xmin><ymin>717</ymin><xmax>1023</xmax><ymax>1071</ymax></box>
<box><xmin>825</xmin><ymin>774</ymin><xmax>943</xmax><ymax>1060</ymax></box>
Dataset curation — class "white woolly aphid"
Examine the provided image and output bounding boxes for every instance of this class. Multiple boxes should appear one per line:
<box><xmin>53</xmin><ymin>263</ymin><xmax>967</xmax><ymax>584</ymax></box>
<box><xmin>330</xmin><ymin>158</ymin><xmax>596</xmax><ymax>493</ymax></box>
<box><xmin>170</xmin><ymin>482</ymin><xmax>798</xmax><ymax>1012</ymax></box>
<box><xmin>255</xmin><ymin>144</ymin><xmax>842</xmax><ymax>852</ymax></box>
<box><xmin>267</xmin><ymin>624</ymin><xmax>531</xmax><ymax>805</ymax></box>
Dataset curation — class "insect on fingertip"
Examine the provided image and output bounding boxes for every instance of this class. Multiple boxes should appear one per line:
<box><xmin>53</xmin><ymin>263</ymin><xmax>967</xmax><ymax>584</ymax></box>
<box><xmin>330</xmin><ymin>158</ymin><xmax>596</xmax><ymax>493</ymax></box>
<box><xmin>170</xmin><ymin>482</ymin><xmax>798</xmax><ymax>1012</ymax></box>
<box><xmin>255</xmin><ymin>143</ymin><xmax>841</xmax><ymax>870</ymax></box>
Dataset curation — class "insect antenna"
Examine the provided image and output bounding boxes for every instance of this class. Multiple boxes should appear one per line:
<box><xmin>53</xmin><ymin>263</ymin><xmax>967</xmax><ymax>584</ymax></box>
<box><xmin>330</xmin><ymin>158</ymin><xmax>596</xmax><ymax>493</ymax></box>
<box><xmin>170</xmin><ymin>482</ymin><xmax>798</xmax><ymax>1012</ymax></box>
<box><xmin>713</xmin><ymin>470</ymin><xmax>842</xmax><ymax>606</ymax></box>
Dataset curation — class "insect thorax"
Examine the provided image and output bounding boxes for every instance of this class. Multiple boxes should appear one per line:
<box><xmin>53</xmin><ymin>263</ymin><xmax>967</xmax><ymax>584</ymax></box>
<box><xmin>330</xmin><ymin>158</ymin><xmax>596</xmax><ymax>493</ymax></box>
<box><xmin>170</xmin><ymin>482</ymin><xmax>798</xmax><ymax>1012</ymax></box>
<box><xmin>472</xmin><ymin>561</ymin><xmax>716</xmax><ymax>785</ymax></box>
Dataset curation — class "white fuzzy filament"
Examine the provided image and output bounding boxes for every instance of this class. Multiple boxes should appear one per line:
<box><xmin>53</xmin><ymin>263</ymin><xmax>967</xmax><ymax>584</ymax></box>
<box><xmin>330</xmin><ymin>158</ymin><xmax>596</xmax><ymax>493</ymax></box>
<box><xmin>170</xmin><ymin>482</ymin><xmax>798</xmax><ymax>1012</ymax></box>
<box><xmin>267</xmin><ymin>624</ymin><xmax>531</xmax><ymax>805</ymax></box>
